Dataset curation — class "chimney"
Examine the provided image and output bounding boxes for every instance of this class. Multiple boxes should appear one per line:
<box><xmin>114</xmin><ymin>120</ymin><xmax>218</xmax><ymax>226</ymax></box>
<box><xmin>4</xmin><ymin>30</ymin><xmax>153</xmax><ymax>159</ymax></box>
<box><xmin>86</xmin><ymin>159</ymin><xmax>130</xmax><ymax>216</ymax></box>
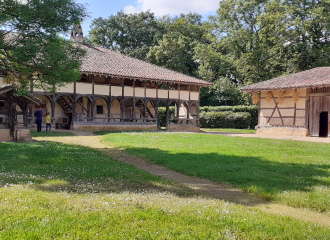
<box><xmin>70</xmin><ymin>24</ymin><xmax>84</xmax><ymax>43</ymax></box>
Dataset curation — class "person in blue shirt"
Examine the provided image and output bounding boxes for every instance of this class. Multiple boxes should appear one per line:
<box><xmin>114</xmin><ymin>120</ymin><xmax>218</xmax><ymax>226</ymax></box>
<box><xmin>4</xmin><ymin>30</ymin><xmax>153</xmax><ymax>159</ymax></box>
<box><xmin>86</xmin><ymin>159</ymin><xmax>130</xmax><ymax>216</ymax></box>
<box><xmin>34</xmin><ymin>106</ymin><xmax>43</xmax><ymax>132</ymax></box>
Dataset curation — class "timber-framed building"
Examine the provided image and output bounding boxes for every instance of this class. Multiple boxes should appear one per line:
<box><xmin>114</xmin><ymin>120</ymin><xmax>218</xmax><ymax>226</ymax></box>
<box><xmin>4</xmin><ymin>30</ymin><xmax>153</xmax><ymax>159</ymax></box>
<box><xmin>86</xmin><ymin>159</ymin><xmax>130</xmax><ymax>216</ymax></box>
<box><xmin>0</xmin><ymin>26</ymin><xmax>211</xmax><ymax>138</ymax></box>
<box><xmin>241</xmin><ymin>67</ymin><xmax>330</xmax><ymax>137</ymax></box>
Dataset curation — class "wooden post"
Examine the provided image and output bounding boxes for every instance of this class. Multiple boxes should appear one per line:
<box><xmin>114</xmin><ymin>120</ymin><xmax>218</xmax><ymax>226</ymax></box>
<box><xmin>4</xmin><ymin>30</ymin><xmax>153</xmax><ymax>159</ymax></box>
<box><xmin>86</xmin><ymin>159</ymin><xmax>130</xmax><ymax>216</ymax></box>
<box><xmin>51</xmin><ymin>95</ymin><xmax>55</xmax><ymax>125</ymax></box>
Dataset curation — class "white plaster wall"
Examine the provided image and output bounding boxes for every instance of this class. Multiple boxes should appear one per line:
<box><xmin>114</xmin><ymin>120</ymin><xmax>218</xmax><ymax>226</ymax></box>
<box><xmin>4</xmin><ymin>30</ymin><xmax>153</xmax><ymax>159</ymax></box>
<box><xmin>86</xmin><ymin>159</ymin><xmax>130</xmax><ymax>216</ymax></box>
<box><xmin>110</xmin><ymin>99</ymin><xmax>121</xmax><ymax>120</ymax></box>
<box><xmin>279</xmin><ymin>109</ymin><xmax>295</xmax><ymax>117</ymax></box>
<box><xmin>147</xmin><ymin>101</ymin><xmax>155</xmax><ymax>117</ymax></box>
<box><xmin>158</xmin><ymin>89</ymin><xmax>167</xmax><ymax>99</ymax></box>
<box><xmin>135</xmin><ymin>88</ymin><xmax>145</xmax><ymax>98</ymax></box>
<box><xmin>277</xmin><ymin>97</ymin><xmax>295</xmax><ymax>108</ymax></box>
<box><xmin>57</xmin><ymin>83</ymin><xmax>74</xmax><ymax>93</ymax></box>
<box><xmin>179</xmin><ymin>104</ymin><xmax>187</xmax><ymax>118</ymax></box>
<box><xmin>94</xmin><ymin>98</ymin><xmax>108</xmax><ymax>122</ymax></box>
<box><xmin>0</xmin><ymin>77</ymin><xmax>5</xmax><ymax>85</ymax></box>
<box><xmin>94</xmin><ymin>84</ymin><xmax>109</xmax><ymax>96</ymax></box>
<box><xmin>180</xmin><ymin>91</ymin><xmax>189</xmax><ymax>101</ymax></box>
<box><xmin>76</xmin><ymin>83</ymin><xmax>92</xmax><ymax>95</ymax></box>
<box><xmin>260</xmin><ymin>98</ymin><xmax>276</xmax><ymax>108</ymax></box>
<box><xmin>169</xmin><ymin>90</ymin><xmax>179</xmax><ymax>99</ymax></box>
<box><xmin>124</xmin><ymin>87</ymin><xmax>134</xmax><ymax>97</ymax></box>
<box><xmin>111</xmin><ymin>86</ymin><xmax>122</xmax><ymax>97</ymax></box>
<box><xmin>191</xmin><ymin>92</ymin><xmax>199</xmax><ymax>101</ymax></box>
<box><xmin>146</xmin><ymin>89</ymin><xmax>156</xmax><ymax>98</ymax></box>
<box><xmin>296</xmin><ymin>98</ymin><xmax>306</xmax><ymax>109</ymax></box>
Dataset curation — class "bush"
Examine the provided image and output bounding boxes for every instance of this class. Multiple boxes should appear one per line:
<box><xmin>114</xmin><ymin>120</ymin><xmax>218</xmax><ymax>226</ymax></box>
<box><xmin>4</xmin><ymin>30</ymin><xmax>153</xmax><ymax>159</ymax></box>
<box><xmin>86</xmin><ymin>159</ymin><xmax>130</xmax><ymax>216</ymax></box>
<box><xmin>158</xmin><ymin>106</ymin><xmax>175</xmax><ymax>127</ymax></box>
<box><xmin>200</xmin><ymin>105</ymin><xmax>258</xmax><ymax>129</ymax></box>
<box><xmin>199</xmin><ymin>111</ymin><xmax>251</xmax><ymax>129</ymax></box>
<box><xmin>157</xmin><ymin>105</ymin><xmax>256</xmax><ymax>129</ymax></box>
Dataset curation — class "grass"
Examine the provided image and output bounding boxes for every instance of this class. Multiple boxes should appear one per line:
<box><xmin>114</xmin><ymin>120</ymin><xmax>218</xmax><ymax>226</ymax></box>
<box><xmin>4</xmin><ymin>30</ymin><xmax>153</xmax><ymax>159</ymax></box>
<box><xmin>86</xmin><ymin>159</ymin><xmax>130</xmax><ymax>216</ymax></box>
<box><xmin>200</xmin><ymin>128</ymin><xmax>256</xmax><ymax>133</ymax></box>
<box><xmin>101</xmin><ymin>132</ymin><xmax>330</xmax><ymax>213</ymax></box>
<box><xmin>0</xmin><ymin>141</ymin><xmax>329</xmax><ymax>238</ymax></box>
<box><xmin>30</xmin><ymin>131</ymin><xmax>75</xmax><ymax>137</ymax></box>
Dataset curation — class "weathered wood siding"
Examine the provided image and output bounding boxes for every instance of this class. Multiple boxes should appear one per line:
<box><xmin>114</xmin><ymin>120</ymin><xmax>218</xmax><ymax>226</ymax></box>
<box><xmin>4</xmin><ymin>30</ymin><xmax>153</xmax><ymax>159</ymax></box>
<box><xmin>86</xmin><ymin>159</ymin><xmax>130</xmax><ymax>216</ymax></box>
<box><xmin>309</xmin><ymin>95</ymin><xmax>330</xmax><ymax>137</ymax></box>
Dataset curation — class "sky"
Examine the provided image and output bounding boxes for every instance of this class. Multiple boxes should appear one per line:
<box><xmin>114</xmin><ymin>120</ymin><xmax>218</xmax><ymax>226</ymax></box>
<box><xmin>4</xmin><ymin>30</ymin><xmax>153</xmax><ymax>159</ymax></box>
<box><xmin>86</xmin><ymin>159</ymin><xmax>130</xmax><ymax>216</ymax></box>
<box><xmin>75</xmin><ymin>0</ymin><xmax>219</xmax><ymax>36</ymax></box>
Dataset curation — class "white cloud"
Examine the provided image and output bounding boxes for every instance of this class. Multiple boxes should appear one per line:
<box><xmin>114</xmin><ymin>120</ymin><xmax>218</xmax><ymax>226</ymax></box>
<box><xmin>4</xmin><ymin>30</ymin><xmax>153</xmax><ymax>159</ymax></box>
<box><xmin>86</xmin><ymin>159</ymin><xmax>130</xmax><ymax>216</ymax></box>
<box><xmin>124</xmin><ymin>0</ymin><xmax>219</xmax><ymax>16</ymax></box>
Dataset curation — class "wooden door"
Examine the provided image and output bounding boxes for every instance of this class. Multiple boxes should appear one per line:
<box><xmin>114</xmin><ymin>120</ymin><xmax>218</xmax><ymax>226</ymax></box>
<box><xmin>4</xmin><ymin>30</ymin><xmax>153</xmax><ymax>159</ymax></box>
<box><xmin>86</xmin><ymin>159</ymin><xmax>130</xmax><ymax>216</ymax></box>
<box><xmin>309</xmin><ymin>96</ymin><xmax>330</xmax><ymax>137</ymax></box>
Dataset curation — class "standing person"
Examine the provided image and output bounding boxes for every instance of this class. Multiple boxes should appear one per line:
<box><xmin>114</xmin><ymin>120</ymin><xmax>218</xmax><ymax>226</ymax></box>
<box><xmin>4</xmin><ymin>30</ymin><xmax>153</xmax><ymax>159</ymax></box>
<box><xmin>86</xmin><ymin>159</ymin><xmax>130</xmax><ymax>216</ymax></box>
<box><xmin>34</xmin><ymin>106</ymin><xmax>43</xmax><ymax>132</ymax></box>
<box><xmin>46</xmin><ymin>112</ymin><xmax>51</xmax><ymax>131</ymax></box>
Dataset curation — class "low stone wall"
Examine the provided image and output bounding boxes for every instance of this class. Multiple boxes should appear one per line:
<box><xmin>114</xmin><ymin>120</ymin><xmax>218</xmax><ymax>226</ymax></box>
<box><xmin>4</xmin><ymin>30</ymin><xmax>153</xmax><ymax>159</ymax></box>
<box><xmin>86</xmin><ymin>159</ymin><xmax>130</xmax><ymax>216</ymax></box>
<box><xmin>0</xmin><ymin>128</ymin><xmax>33</xmax><ymax>142</ymax></box>
<box><xmin>73</xmin><ymin>124</ymin><xmax>158</xmax><ymax>131</ymax></box>
<box><xmin>257</xmin><ymin>127</ymin><xmax>309</xmax><ymax>137</ymax></box>
<box><xmin>167</xmin><ymin>124</ymin><xmax>200</xmax><ymax>132</ymax></box>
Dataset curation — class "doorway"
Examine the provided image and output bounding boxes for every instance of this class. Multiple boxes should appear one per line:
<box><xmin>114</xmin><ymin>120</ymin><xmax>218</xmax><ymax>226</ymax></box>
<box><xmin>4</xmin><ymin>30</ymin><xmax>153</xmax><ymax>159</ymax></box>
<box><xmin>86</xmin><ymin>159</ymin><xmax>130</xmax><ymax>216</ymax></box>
<box><xmin>319</xmin><ymin>112</ymin><xmax>328</xmax><ymax>137</ymax></box>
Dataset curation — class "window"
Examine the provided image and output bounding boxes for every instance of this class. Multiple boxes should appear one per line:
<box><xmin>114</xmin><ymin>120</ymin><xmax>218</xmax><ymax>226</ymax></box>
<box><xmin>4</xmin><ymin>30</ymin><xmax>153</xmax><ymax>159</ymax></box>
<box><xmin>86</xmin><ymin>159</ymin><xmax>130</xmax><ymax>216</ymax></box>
<box><xmin>96</xmin><ymin>105</ymin><xmax>103</xmax><ymax>114</ymax></box>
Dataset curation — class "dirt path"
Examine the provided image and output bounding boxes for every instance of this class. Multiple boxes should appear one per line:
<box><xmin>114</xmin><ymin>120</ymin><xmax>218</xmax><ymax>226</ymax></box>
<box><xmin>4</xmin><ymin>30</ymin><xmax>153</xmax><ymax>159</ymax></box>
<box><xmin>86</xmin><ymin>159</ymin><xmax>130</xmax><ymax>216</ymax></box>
<box><xmin>35</xmin><ymin>133</ymin><xmax>330</xmax><ymax>227</ymax></box>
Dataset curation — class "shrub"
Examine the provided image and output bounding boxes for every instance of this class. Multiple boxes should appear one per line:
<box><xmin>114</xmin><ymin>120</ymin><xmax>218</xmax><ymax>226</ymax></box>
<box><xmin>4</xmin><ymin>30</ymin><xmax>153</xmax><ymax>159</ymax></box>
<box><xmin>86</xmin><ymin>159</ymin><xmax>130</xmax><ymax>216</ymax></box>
<box><xmin>200</xmin><ymin>105</ymin><xmax>258</xmax><ymax>128</ymax></box>
<box><xmin>199</xmin><ymin>111</ymin><xmax>251</xmax><ymax>129</ymax></box>
<box><xmin>158</xmin><ymin>106</ymin><xmax>175</xmax><ymax>127</ymax></box>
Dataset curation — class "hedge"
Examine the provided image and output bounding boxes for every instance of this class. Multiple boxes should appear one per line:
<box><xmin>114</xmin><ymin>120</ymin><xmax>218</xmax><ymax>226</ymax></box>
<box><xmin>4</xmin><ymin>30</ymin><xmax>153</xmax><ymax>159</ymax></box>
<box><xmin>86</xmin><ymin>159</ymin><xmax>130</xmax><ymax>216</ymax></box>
<box><xmin>199</xmin><ymin>111</ymin><xmax>251</xmax><ymax>129</ymax></box>
<box><xmin>158</xmin><ymin>107</ymin><xmax>175</xmax><ymax>127</ymax></box>
<box><xmin>200</xmin><ymin>105</ymin><xmax>258</xmax><ymax>129</ymax></box>
<box><xmin>158</xmin><ymin>105</ymin><xmax>256</xmax><ymax>129</ymax></box>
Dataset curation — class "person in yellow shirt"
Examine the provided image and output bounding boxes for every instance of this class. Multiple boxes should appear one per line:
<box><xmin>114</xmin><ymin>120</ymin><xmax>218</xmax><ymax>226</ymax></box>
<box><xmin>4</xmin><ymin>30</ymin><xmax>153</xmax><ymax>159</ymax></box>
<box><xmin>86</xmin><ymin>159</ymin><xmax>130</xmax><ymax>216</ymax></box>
<box><xmin>46</xmin><ymin>112</ymin><xmax>51</xmax><ymax>131</ymax></box>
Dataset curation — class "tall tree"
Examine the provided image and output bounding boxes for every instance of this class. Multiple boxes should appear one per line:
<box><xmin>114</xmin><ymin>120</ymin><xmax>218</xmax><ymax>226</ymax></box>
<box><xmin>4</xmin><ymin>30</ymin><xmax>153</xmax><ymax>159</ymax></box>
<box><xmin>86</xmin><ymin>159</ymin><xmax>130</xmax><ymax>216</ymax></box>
<box><xmin>88</xmin><ymin>11</ymin><xmax>165</xmax><ymax>60</ymax></box>
<box><xmin>0</xmin><ymin>0</ymin><xmax>88</xmax><ymax>95</ymax></box>
<box><xmin>147</xmin><ymin>33</ymin><xmax>198</xmax><ymax>76</ymax></box>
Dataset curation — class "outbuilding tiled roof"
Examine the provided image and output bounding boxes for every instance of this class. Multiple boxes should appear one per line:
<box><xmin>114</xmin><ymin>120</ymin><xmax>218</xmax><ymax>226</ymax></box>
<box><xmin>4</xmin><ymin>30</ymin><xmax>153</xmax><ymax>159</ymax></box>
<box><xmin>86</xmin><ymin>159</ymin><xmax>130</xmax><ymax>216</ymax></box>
<box><xmin>240</xmin><ymin>67</ymin><xmax>330</xmax><ymax>92</ymax></box>
<box><xmin>80</xmin><ymin>44</ymin><xmax>212</xmax><ymax>86</ymax></box>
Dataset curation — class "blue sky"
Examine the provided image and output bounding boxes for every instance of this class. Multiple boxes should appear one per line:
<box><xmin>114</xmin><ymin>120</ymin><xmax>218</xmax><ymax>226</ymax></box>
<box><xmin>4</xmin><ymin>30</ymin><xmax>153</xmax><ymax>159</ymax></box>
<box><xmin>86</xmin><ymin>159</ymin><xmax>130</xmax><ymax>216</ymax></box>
<box><xmin>75</xmin><ymin>0</ymin><xmax>219</xmax><ymax>35</ymax></box>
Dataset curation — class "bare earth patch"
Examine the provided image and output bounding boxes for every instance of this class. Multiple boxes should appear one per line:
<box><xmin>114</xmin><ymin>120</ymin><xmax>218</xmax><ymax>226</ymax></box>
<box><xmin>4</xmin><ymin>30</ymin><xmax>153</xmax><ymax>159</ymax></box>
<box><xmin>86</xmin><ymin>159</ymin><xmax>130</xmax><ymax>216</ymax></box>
<box><xmin>35</xmin><ymin>131</ymin><xmax>330</xmax><ymax>228</ymax></box>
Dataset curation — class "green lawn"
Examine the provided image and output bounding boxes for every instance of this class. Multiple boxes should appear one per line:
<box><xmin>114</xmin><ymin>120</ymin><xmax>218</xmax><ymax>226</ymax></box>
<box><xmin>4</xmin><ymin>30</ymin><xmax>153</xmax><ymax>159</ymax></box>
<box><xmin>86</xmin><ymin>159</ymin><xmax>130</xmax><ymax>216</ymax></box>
<box><xmin>200</xmin><ymin>128</ymin><xmax>256</xmax><ymax>133</ymax></box>
<box><xmin>30</xmin><ymin>131</ymin><xmax>75</xmax><ymax>137</ymax></box>
<box><xmin>102</xmin><ymin>132</ymin><xmax>330</xmax><ymax>213</ymax></box>
<box><xmin>0</xmin><ymin>141</ymin><xmax>329</xmax><ymax>238</ymax></box>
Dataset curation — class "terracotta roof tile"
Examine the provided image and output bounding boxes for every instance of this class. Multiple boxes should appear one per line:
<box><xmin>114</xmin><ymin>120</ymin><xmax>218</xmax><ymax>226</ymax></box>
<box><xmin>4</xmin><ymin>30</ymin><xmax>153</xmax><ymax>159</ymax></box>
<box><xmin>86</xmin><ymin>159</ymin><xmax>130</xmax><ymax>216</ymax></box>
<box><xmin>80</xmin><ymin>44</ymin><xmax>212</xmax><ymax>86</ymax></box>
<box><xmin>240</xmin><ymin>67</ymin><xmax>330</xmax><ymax>92</ymax></box>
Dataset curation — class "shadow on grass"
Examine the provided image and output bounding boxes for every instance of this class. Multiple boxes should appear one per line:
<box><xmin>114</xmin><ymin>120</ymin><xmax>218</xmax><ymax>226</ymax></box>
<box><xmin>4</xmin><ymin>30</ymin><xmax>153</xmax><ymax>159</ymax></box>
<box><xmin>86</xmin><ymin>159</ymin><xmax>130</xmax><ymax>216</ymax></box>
<box><xmin>0</xmin><ymin>142</ymin><xmax>195</xmax><ymax>197</ymax></box>
<box><xmin>121</xmin><ymin>147</ymin><xmax>330</xmax><ymax>198</ymax></box>
<box><xmin>94</xmin><ymin>130</ymin><xmax>158</xmax><ymax>135</ymax></box>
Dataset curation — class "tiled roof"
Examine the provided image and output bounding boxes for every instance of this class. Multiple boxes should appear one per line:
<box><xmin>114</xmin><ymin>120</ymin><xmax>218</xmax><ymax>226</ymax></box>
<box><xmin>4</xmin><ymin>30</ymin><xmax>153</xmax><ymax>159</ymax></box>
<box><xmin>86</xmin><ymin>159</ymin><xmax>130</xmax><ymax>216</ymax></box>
<box><xmin>240</xmin><ymin>67</ymin><xmax>330</xmax><ymax>92</ymax></box>
<box><xmin>80</xmin><ymin>44</ymin><xmax>212</xmax><ymax>86</ymax></box>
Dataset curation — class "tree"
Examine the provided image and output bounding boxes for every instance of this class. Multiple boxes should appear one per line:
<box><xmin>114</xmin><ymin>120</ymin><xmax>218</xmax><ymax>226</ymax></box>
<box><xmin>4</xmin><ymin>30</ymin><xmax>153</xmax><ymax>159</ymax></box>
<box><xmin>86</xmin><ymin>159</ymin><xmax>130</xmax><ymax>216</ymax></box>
<box><xmin>198</xmin><ymin>0</ymin><xmax>330</xmax><ymax>87</ymax></box>
<box><xmin>267</xmin><ymin>0</ymin><xmax>330</xmax><ymax>71</ymax></box>
<box><xmin>0</xmin><ymin>0</ymin><xmax>88</xmax><ymax>95</ymax></box>
<box><xmin>147</xmin><ymin>33</ymin><xmax>199</xmax><ymax>76</ymax></box>
<box><xmin>200</xmin><ymin>78</ymin><xmax>252</xmax><ymax>106</ymax></box>
<box><xmin>88</xmin><ymin>11</ymin><xmax>165</xmax><ymax>60</ymax></box>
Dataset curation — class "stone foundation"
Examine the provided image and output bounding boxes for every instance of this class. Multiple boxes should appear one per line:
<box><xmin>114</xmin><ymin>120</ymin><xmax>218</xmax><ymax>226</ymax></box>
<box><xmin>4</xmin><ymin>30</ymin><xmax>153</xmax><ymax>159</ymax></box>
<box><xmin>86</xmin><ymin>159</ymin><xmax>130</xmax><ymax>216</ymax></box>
<box><xmin>73</xmin><ymin>124</ymin><xmax>158</xmax><ymax>131</ymax></box>
<box><xmin>257</xmin><ymin>127</ymin><xmax>309</xmax><ymax>137</ymax></box>
<box><xmin>166</xmin><ymin>124</ymin><xmax>200</xmax><ymax>132</ymax></box>
<box><xmin>0</xmin><ymin>128</ymin><xmax>33</xmax><ymax>142</ymax></box>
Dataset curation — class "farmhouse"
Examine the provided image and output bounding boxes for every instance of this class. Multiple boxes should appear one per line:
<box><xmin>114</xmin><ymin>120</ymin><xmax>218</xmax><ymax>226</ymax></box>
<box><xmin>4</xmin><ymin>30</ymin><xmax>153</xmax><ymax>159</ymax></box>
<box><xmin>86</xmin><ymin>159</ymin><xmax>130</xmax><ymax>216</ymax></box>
<box><xmin>241</xmin><ymin>67</ymin><xmax>330</xmax><ymax>137</ymax></box>
<box><xmin>0</xmin><ymin>25</ymin><xmax>211</xmax><ymax>140</ymax></box>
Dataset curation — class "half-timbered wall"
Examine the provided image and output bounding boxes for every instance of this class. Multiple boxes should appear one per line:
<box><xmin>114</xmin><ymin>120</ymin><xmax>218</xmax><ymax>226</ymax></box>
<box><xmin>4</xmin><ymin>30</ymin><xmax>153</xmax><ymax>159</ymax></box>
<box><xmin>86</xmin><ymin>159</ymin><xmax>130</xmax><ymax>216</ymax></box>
<box><xmin>259</xmin><ymin>89</ymin><xmax>307</xmax><ymax>128</ymax></box>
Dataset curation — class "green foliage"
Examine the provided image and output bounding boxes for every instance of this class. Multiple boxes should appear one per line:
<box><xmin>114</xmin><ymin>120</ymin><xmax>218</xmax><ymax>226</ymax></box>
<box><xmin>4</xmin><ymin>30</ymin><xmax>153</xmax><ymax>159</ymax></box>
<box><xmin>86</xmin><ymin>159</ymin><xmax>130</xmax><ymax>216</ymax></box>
<box><xmin>199</xmin><ymin>111</ymin><xmax>251</xmax><ymax>129</ymax></box>
<box><xmin>157</xmin><ymin>106</ymin><xmax>175</xmax><ymax>127</ymax></box>
<box><xmin>88</xmin><ymin>11</ymin><xmax>165</xmax><ymax>60</ymax></box>
<box><xmin>198</xmin><ymin>0</ymin><xmax>330</xmax><ymax>86</ymax></box>
<box><xmin>0</xmin><ymin>0</ymin><xmax>88</xmax><ymax>94</ymax></box>
<box><xmin>200</xmin><ymin>105</ymin><xmax>258</xmax><ymax>128</ymax></box>
<box><xmin>147</xmin><ymin>33</ymin><xmax>198</xmax><ymax>76</ymax></box>
<box><xmin>200</xmin><ymin>78</ymin><xmax>252</xmax><ymax>107</ymax></box>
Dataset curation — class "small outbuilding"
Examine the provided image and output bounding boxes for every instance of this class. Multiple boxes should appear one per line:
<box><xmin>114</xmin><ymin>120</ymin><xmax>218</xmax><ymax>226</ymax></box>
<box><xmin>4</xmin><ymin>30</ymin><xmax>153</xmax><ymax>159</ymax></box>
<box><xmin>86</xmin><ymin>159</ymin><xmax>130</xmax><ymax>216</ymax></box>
<box><xmin>240</xmin><ymin>67</ymin><xmax>330</xmax><ymax>137</ymax></box>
